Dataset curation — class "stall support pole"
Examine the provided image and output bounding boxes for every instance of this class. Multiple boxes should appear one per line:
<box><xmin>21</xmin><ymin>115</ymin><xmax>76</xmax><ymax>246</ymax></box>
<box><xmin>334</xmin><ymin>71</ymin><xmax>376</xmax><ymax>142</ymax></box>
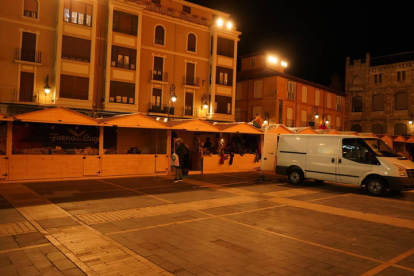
<box><xmin>99</xmin><ymin>126</ymin><xmax>104</xmax><ymax>174</ymax></box>
<box><xmin>167</xmin><ymin>130</ymin><xmax>172</xmax><ymax>174</ymax></box>
<box><xmin>6</xmin><ymin>121</ymin><xmax>12</xmax><ymax>180</ymax></box>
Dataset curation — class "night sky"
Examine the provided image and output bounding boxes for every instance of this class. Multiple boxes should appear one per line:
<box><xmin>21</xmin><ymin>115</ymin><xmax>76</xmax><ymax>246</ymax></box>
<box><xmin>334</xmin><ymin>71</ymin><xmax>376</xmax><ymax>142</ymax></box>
<box><xmin>188</xmin><ymin>0</ymin><xmax>413</xmax><ymax>89</ymax></box>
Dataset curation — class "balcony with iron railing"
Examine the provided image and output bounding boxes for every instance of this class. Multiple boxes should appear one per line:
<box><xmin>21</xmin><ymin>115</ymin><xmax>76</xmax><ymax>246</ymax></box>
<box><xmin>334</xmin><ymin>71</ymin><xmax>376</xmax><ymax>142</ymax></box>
<box><xmin>125</xmin><ymin>0</ymin><xmax>212</xmax><ymax>26</ymax></box>
<box><xmin>15</xmin><ymin>48</ymin><xmax>42</xmax><ymax>64</ymax></box>
<box><xmin>62</xmin><ymin>53</ymin><xmax>90</xmax><ymax>63</ymax></box>
<box><xmin>148</xmin><ymin>103</ymin><xmax>174</xmax><ymax>114</ymax></box>
<box><xmin>14</xmin><ymin>89</ymin><xmax>39</xmax><ymax>103</ymax></box>
<box><xmin>149</xmin><ymin>70</ymin><xmax>168</xmax><ymax>82</ymax></box>
<box><xmin>183</xmin><ymin>76</ymin><xmax>200</xmax><ymax>87</ymax></box>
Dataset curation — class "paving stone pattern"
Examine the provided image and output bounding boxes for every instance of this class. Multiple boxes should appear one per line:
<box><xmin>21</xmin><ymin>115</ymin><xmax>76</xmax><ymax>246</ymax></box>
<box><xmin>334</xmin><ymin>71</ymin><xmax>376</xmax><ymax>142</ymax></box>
<box><xmin>0</xmin><ymin>171</ymin><xmax>413</xmax><ymax>276</ymax></box>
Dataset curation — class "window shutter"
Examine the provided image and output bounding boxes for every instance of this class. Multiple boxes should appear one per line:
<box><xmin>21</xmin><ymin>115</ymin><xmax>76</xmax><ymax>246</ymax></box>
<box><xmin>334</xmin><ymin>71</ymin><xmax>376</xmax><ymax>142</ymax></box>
<box><xmin>301</xmin><ymin>110</ymin><xmax>307</xmax><ymax>122</ymax></box>
<box><xmin>302</xmin><ymin>86</ymin><xmax>307</xmax><ymax>103</ymax></box>
<box><xmin>315</xmin><ymin>90</ymin><xmax>320</xmax><ymax>105</ymax></box>
<box><xmin>327</xmin><ymin>93</ymin><xmax>331</xmax><ymax>108</ymax></box>
<box><xmin>287</xmin><ymin>108</ymin><xmax>293</xmax><ymax>120</ymax></box>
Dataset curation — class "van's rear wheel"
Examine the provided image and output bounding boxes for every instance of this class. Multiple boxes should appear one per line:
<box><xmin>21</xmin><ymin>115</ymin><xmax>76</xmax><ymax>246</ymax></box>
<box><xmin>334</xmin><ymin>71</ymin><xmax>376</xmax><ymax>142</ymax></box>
<box><xmin>365</xmin><ymin>176</ymin><xmax>387</xmax><ymax>196</ymax></box>
<box><xmin>288</xmin><ymin>168</ymin><xmax>304</xmax><ymax>185</ymax></box>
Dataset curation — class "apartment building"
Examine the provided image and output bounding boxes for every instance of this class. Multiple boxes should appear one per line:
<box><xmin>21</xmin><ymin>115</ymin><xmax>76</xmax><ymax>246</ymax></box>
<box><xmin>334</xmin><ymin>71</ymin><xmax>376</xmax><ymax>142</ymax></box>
<box><xmin>346</xmin><ymin>52</ymin><xmax>414</xmax><ymax>135</ymax></box>
<box><xmin>0</xmin><ymin>0</ymin><xmax>240</xmax><ymax>121</ymax></box>
<box><xmin>236</xmin><ymin>51</ymin><xmax>346</xmax><ymax>130</ymax></box>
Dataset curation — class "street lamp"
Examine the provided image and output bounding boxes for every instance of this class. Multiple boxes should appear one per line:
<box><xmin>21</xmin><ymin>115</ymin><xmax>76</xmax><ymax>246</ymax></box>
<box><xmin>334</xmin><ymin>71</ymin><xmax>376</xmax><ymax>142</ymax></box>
<box><xmin>325</xmin><ymin>117</ymin><xmax>329</xmax><ymax>124</ymax></box>
<box><xmin>44</xmin><ymin>75</ymin><xmax>51</xmax><ymax>94</ymax></box>
<box><xmin>167</xmin><ymin>84</ymin><xmax>177</xmax><ymax>121</ymax></box>
<box><xmin>409</xmin><ymin>114</ymin><xmax>413</xmax><ymax>125</ymax></box>
<box><xmin>315</xmin><ymin>112</ymin><xmax>319</xmax><ymax>119</ymax></box>
<box><xmin>201</xmin><ymin>94</ymin><xmax>209</xmax><ymax>110</ymax></box>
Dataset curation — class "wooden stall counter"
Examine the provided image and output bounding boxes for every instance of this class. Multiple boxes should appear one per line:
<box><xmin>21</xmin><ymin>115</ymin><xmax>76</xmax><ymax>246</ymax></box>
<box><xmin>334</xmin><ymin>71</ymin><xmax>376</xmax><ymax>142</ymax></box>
<box><xmin>203</xmin><ymin>154</ymin><xmax>260</xmax><ymax>174</ymax></box>
<box><xmin>8</xmin><ymin>155</ymin><xmax>86</xmax><ymax>180</ymax></box>
<box><xmin>101</xmin><ymin>154</ymin><xmax>169</xmax><ymax>176</ymax></box>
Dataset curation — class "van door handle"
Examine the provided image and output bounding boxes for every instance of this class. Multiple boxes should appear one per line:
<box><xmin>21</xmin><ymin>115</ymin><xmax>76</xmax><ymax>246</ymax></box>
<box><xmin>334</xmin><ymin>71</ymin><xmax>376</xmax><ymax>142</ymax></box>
<box><xmin>331</xmin><ymin>158</ymin><xmax>335</xmax><ymax>163</ymax></box>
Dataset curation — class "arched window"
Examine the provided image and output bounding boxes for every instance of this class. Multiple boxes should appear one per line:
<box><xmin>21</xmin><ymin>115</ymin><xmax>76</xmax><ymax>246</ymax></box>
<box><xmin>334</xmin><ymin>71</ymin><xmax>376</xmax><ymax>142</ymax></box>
<box><xmin>372</xmin><ymin>124</ymin><xmax>384</xmax><ymax>134</ymax></box>
<box><xmin>154</xmin><ymin>25</ymin><xmax>165</xmax><ymax>45</ymax></box>
<box><xmin>352</xmin><ymin>96</ymin><xmax>362</xmax><ymax>112</ymax></box>
<box><xmin>372</xmin><ymin>94</ymin><xmax>384</xmax><ymax>111</ymax></box>
<box><xmin>24</xmin><ymin>0</ymin><xmax>38</xmax><ymax>18</ymax></box>
<box><xmin>187</xmin><ymin>33</ymin><xmax>196</xmax><ymax>52</ymax></box>
<box><xmin>395</xmin><ymin>92</ymin><xmax>408</xmax><ymax>110</ymax></box>
<box><xmin>394</xmin><ymin>123</ymin><xmax>407</xmax><ymax>136</ymax></box>
<box><xmin>352</xmin><ymin>76</ymin><xmax>362</xmax><ymax>86</ymax></box>
<box><xmin>351</xmin><ymin>124</ymin><xmax>362</xmax><ymax>133</ymax></box>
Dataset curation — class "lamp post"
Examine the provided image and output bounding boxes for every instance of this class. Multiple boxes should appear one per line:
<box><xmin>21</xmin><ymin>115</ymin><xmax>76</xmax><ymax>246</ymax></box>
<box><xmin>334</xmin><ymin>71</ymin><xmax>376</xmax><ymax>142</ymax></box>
<box><xmin>167</xmin><ymin>84</ymin><xmax>177</xmax><ymax>121</ymax></box>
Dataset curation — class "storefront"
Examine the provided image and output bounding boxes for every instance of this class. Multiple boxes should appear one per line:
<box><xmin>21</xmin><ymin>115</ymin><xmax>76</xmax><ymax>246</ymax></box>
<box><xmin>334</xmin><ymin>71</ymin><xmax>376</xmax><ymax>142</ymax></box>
<box><xmin>9</xmin><ymin>107</ymin><xmax>100</xmax><ymax>180</ymax></box>
<box><xmin>203</xmin><ymin>123</ymin><xmax>263</xmax><ymax>174</ymax></box>
<box><xmin>167</xmin><ymin>119</ymin><xmax>220</xmax><ymax>174</ymax></box>
<box><xmin>0</xmin><ymin>113</ymin><xmax>12</xmax><ymax>180</ymax></box>
<box><xmin>99</xmin><ymin>113</ymin><xmax>169</xmax><ymax>176</ymax></box>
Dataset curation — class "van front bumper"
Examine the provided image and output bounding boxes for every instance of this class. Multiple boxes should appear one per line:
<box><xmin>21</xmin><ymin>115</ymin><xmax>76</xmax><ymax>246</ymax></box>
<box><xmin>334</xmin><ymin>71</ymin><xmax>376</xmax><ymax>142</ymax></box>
<box><xmin>384</xmin><ymin>176</ymin><xmax>414</xmax><ymax>191</ymax></box>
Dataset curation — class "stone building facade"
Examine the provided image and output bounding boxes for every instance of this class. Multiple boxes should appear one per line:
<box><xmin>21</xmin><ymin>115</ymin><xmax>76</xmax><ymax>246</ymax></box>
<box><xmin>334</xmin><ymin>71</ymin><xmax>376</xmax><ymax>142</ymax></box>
<box><xmin>345</xmin><ymin>52</ymin><xmax>414</xmax><ymax>135</ymax></box>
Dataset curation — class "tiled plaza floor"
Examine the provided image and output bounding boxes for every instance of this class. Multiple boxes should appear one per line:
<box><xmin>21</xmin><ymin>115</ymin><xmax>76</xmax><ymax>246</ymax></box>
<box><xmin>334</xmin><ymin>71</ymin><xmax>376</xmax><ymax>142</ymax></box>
<box><xmin>0</xmin><ymin>172</ymin><xmax>413</xmax><ymax>275</ymax></box>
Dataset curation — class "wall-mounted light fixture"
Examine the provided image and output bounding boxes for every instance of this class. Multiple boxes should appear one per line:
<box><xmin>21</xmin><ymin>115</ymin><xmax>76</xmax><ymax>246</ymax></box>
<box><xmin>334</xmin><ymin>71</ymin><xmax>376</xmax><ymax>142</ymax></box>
<box><xmin>201</xmin><ymin>94</ymin><xmax>209</xmax><ymax>110</ymax></box>
<box><xmin>44</xmin><ymin>75</ymin><xmax>51</xmax><ymax>94</ymax></box>
<box><xmin>216</xmin><ymin>18</ymin><xmax>234</xmax><ymax>30</ymax></box>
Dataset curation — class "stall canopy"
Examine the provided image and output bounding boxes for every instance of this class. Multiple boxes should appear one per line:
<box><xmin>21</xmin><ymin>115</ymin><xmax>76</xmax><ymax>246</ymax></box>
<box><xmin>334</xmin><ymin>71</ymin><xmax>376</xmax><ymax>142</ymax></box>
<box><xmin>13</xmin><ymin>107</ymin><xmax>98</xmax><ymax>126</ymax></box>
<box><xmin>393</xmin><ymin>135</ymin><xmax>407</xmax><ymax>143</ymax></box>
<box><xmin>326</xmin><ymin>129</ymin><xmax>341</xmax><ymax>135</ymax></box>
<box><xmin>377</xmin><ymin>134</ymin><xmax>394</xmax><ymax>148</ymax></box>
<box><xmin>0</xmin><ymin>112</ymin><xmax>12</xmax><ymax>121</ymax></box>
<box><xmin>297</xmin><ymin>127</ymin><xmax>318</xmax><ymax>134</ymax></box>
<box><xmin>166</xmin><ymin>119</ymin><xmax>219</xmax><ymax>132</ymax></box>
<box><xmin>406</xmin><ymin>136</ymin><xmax>414</xmax><ymax>143</ymax></box>
<box><xmin>265</xmin><ymin>124</ymin><xmax>292</xmax><ymax>134</ymax></box>
<box><xmin>99</xmin><ymin>113</ymin><xmax>168</xmax><ymax>129</ymax></box>
<box><xmin>213</xmin><ymin>122</ymin><xmax>263</xmax><ymax>134</ymax></box>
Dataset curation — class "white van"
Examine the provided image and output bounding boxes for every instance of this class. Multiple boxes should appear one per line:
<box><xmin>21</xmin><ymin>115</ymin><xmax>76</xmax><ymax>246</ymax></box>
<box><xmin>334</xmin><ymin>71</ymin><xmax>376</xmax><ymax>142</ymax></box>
<box><xmin>276</xmin><ymin>134</ymin><xmax>414</xmax><ymax>196</ymax></box>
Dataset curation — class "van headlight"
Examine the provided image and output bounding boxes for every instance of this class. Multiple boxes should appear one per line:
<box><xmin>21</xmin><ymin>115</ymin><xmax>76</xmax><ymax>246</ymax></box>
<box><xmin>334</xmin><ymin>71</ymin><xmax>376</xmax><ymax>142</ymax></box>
<box><xmin>394</xmin><ymin>165</ymin><xmax>408</xmax><ymax>177</ymax></box>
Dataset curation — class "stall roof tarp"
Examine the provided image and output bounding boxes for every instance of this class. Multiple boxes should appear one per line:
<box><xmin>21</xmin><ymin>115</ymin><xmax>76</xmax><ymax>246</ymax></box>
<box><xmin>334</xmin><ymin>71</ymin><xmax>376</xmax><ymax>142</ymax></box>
<box><xmin>393</xmin><ymin>135</ymin><xmax>407</xmax><ymax>142</ymax></box>
<box><xmin>166</xmin><ymin>119</ymin><xmax>220</xmax><ymax>132</ymax></box>
<box><xmin>100</xmin><ymin>113</ymin><xmax>168</xmax><ymax>129</ymax></box>
<box><xmin>297</xmin><ymin>127</ymin><xmax>318</xmax><ymax>134</ymax></box>
<box><xmin>265</xmin><ymin>124</ymin><xmax>293</xmax><ymax>134</ymax></box>
<box><xmin>356</xmin><ymin>132</ymin><xmax>377</xmax><ymax>137</ymax></box>
<box><xmin>0</xmin><ymin>112</ymin><xmax>12</xmax><ymax>121</ymax></box>
<box><xmin>13</xmin><ymin>107</ymin><xmax>99</xmax><ymax>125</ymax></box>
<box><xmin>326</xmin><ymin>129</ymin><xmax>341</xmax><ymax>135</ymax></box>
<box><xmin>406</xmin><ymin>136</ymin><xmax>414</xmax><ymax>143</ymax></box>
<box><xmin>341</xmin><ymin>131</ymin><xmax>358</xmax><ymax>136</ymax></box>
<box><xmin>213</xmin><ymin>122</ymin><xmax>263</xmax><ymax>134</ymax></box>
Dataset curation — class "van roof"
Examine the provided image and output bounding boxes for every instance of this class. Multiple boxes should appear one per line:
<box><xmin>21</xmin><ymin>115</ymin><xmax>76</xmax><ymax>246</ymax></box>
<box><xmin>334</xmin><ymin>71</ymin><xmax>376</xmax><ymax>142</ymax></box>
<box><xmin>279</xmin><ymin>134</ymin><xmax>379</xmax><ymax>139</ymax></box>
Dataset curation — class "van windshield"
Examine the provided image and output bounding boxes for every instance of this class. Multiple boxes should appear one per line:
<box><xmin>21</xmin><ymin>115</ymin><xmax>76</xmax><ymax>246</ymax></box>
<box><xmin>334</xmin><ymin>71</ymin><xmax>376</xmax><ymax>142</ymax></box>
<box><xmin>363</xmin><ymin>139</ymin><xmax>400</xmax><ymax>157</ymax></box>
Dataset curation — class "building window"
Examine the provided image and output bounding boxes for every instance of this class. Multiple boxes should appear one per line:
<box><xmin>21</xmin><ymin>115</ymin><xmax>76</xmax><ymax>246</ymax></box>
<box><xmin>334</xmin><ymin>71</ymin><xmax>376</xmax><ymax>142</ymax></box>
<box><xmin>286</xmin><ymin>107</ymin><xmax>293</xmax><ymax>126</ymax></box>
<box><xmin>187</xmin><ymin>33</ymin><xmax>196</xmax><ymax>52</ymax></box>
<box><xmin>24</xmin><ymin>0</ymin><xmax>38</xmax><ymax>18</ymax></box>
<box><xmin>63</xmin><ymin>0</ymin><xmax>93</xmax><ymax>27</ymax></box>
<box><xmin>395</xmin><ymin>92</ymin><xmax>408</xmax><ymax>110</ymax></box>
<box><xmin>216</xmin><ymin>67</ymin><xmax>233</xmax><ymax>86</ymax></box>
<box><xmin>185</xmin><ymin>62</ymin><xmax>196</xmax><ymax>86</ymax></box>
<box><xmin>217</xmin><ymin>37</ymin><xmax>234</xmax><ymax>58</ymax></box>
<box><xmin>352</xmin><ymin>96</ymin><xmax>362</xmax><ymax>112</ymax></box>
<box><xmin>113</xmin><ymin>10</ymin><xmax>138</xmax><ymax>36</ymax></box>
<box><xmin>372</xmin><ymin>94</ymin><xmax>384</xmax><ymax>111</ymax></box>
<box><xmin>185</xmin><ymin>92</ymin><xmax>193</xmax><ymax>116</ymax></box>
<box><xmin>253</xmin><ymin>80</ymin><xmax>263</xmax><ymax>98</ymax></box>
<box><xmin>315</xmin><ymin>90</ymin><xmax>320</xmax><ymax>105</ymax></box>
<box><xmin>62</xmin><ymin>36</ymin><xmax>91</xmax><ymax>62</ymax></box>
<box><xmin>301</xmin><ymin>110</ymin><xmax>307</xmax><ymax>127</ymax></box>
<box><xmin>372</xmin><ymin>124</ymin><xmax>384</xmax><ymax>134</ymax></box>
<box><xmin>109</xmin><ymin>81</ymin><xmax>135</xmax><ymax>104</ymax></box>
<box><xmin>336</xmin><ymin>96</ymin><xmax>343</xmax><ymax>111</ymax></box>
<box><xmin>374</xmin><ymin>73</ymin><xmax>382</xmax><ymax>84</ymax></box>
<box><xmin>351</xmin><ymin>124</ymin><xmax>362</xmax><ymax>133</ymax></box>
<box><xmin>20</xmin><ymin>32</ymin><xmax>37</xmax><ymax>63</ymax></box>
<box><xmin>287</xmin><ymin>81</ymin><xmax>296</xmax><ymax>100</ymax></box>
<box><xmin>151</xmin><ymin>88</ymin><xmax>162</xmax><ymax>111</ymax></box>
<box><xmin>397</xmin><ymin>71</ymin><xmax>406</xmax><ymax>82</ymax></box>
<box><xmin>326</xmin><ymin>93</ymin><xmax>332</xmax><ymax>108</ymax></box>
<box><xmin>60</xmin><ymin>75</ymin><xmax>89</xmax><ymax>100</ymax></box>
<box><xmin>394</xmin><ymin>123</ymin><xmax>407</xmax><ymax>136</ymax></box>
<box><xmin>183</xmin><ymin>5</ymin><xmax>191</xmax><ymax>14</ymax></box>
<box><xmin>111</xmin><ymin>46</ymin><xmax>136</xmax><ymax>70</ymax></box>
<box><xmin>302</xmin><ymin>86</ymin><xmax>307</xmax><ymax>103</ymax></box>
<box><xmin>154</xmin><ymin>25</ymin><xmax>165</xmax><ymax>45</ymax></box>
<box><xmin>236</xmin><ymin>83</ymin><xmax>242</xmax><ymax>100</ymax></box>
<box><xmin>152</xmin><ymin>56</ymin><xmax>164</xmax><ymax>81</ymax></box>
<box><xmin>19</xmin><ymin>72</ymin><xmax>34</xmax><ymax>102</ymax></box>
<box><xmin>216</xmin><ymin>96</ymin><xmax>232</xmax><ymax>114</ymax></box>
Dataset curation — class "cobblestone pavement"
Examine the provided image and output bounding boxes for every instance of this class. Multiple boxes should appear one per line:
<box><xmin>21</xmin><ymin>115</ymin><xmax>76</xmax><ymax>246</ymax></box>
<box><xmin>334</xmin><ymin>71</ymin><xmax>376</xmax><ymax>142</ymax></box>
<box><xmin>0</xmin><ymin>172</ymin><xmax>414</xmax><ymax>276</ymax></box>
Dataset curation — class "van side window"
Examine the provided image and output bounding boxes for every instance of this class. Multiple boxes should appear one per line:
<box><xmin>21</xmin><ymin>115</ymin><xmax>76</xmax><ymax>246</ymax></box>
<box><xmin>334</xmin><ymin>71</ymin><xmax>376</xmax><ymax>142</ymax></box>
<box><xmin>342</xmin><ymin>139</ymin><xmax>373</xmax><ymax>164</ymax></box>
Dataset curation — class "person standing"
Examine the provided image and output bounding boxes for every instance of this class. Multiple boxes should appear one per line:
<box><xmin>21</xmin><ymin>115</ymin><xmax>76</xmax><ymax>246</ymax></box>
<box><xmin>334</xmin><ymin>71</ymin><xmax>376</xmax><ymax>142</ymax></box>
<box><xmin>173</xmin><ymin>138</ymin><xmax>188</xmax><ymax>182</ymax></box>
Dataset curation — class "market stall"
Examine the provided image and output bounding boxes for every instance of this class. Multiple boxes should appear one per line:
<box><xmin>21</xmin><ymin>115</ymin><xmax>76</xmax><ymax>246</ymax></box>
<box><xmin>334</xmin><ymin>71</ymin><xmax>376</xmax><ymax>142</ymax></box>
<box><xmin>297</xmin><ymin>127</ymin><xmax>318</xmax><ymax>134</ymax></box>
<box><xmin>99</xmin><ymin>113</ymin><xmax>169</xmax><ymax>176</ymax></box>
<box><xmin>393</xmin><ymin>135</ymin><xmax>408</xmax><ymax>158</ymax></box>
<box><xmin>9</xmin><ymin>107</ymin><xmax>100</xmax><ymax>180</ymax></box>
<box><xmin>203</xmin><ymin>123</ymin><xmax>263</xmax><ymax>173</ymax></box>
<box><xmin>167</xmin><ymin>119</ymin><xmax>220</xmax><ymax>174</ymax></box>
<box><xmin>0</xmin><ymin>113</ymin><xmax>12</xmax><ymax>180</ymax></box>
<box><xmin>326</xmin><ymin>129</ymin><xmax>341</xmax><ymax>135</ymax></box>
<box><xmin>405</xmin><ymin>136</ymin><xmax>414</xmax><ymax>161</ymax></box>
<box><xmin>377</xmin><ymin>134</ymin><xmax>394</xmax><ymax>149</ymax></box>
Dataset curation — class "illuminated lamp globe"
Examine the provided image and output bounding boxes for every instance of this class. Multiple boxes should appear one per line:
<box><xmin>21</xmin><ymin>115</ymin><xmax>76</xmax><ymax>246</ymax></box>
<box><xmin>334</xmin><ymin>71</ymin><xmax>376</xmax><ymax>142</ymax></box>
<box><xmin>409</xmin><ymin>120</ymin><xmax>413</xmax><ymax>125</ymax></box>
<box><xmin>325</xmin><ymin>119</ymin><xmax>329</xmax><ymax>124</ymax></box>
<box><xmin>226</xmin><ymin>21</ymin><xmax>233</xmax><ymax>29</ymax></box>
<box><xmin>315</xmin><ymin>113</ymin><xmax>319</xmax><ymax>119</ymax></box>
<box><xmin>203</xmin><ymin>103</ymin><xmax>208</xmax><ymax>109</ymax></box>
<box><xmin>171</xmin><ymin>94</ymin><xmax>177</xmax><ymax>103</ymax></box>
<box><xmin>216</xmin><ymin>18</ymin><xmax>224</xmax><ymax>27</ymax></box>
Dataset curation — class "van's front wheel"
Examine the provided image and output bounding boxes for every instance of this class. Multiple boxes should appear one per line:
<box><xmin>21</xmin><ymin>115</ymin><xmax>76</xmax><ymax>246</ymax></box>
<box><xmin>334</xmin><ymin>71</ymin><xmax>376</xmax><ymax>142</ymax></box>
<box><xmin>288</xmin><ymin>168</ymin><xmax>304</xmax><ymax>185</ymax></box>
<box><xmin>365</xmin><ymin>176</ymin><xmax>387</xmax><ymax>196</ymax></box>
